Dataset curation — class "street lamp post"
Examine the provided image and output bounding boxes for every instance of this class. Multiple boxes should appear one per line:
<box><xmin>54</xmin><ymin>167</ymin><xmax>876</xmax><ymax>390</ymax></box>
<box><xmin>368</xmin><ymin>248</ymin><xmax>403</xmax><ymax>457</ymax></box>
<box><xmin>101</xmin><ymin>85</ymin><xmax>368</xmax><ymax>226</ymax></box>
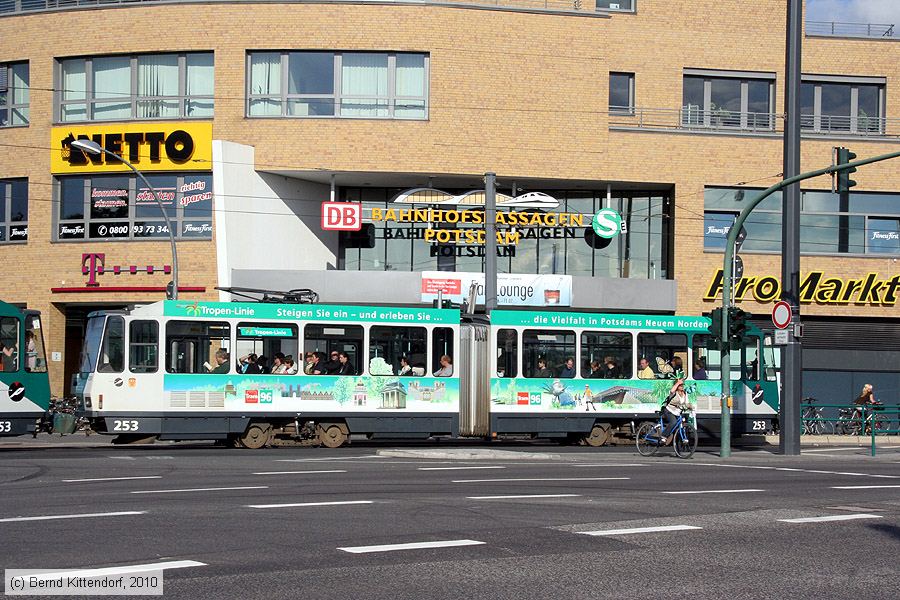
<box><xmin>69</xmin><ymin>139</ymin><xmax>179</xmax><ymax>300</ymax></box>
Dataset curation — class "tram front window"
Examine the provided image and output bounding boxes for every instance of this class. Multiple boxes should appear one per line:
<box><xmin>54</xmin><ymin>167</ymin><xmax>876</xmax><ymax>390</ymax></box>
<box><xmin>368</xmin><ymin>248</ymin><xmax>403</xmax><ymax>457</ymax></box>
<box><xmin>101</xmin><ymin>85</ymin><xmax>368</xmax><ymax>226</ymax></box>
<box><xmin>80</xmin><ymin>316</ymin><xmax>106</xmax><ymax>375</ymax></box>
<box><xmin>24</xmin><ymin>314</ymin><xmax>48</xmax><ymax>373</ymax></box>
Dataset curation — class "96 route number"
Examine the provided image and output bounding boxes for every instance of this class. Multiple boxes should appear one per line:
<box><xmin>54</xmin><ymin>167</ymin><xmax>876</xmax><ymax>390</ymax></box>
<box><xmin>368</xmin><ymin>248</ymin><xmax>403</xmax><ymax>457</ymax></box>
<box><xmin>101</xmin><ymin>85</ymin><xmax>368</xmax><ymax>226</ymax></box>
<box><xmin>113</xmin><ymin>420</ymin><xmax>140</xmax><ymax>432</ymax></box>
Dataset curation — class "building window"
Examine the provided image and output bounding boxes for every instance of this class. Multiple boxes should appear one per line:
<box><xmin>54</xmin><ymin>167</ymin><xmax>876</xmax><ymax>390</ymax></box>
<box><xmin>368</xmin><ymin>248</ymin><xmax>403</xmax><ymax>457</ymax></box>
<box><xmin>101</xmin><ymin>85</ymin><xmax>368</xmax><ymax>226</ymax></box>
<box><xmin>0</xmin><ymin>62</ymin><xmax>29</xmax><ymax>127</ymax></box>
<box><xmin>682</xmin><ymin>70</ymin><xmax>774</xmax><ymax>130</ymax></box>
<box><xmin>247</xmin><ymin>51</ymin><xmax>428</xmax><ymax>119</ymax></box>
<box><xmin>597</xmin><ymin>0</ymin><xmax>634</xmax><ymax>10</ymax></box>
<box><xmin>609</xmin><ymin>72</ymin><xmax>634</xmax><ymax>114</ymax></box>
<box><xmin>0</xmin><ymin>179</ymin><xmax>28</xmax><ymax>244</ymax></box>
<box><xmin>800</xmin><ymin>76</ymin><xmax>885</xmax><ymax>135</ymax></box>
<box><xmin>704</xmin><ymin>186</ymin><xmax>900</xmax><ymax>256</ymax></box>
<box><xmin>54</xmin><ymin>173</ymin><xmax>213</xmax><ymax>241</ymax></box>
<box><xmin>57</xmin><ymin>53</ymin><xmax>214</xmax><ymax>122</ymax></box>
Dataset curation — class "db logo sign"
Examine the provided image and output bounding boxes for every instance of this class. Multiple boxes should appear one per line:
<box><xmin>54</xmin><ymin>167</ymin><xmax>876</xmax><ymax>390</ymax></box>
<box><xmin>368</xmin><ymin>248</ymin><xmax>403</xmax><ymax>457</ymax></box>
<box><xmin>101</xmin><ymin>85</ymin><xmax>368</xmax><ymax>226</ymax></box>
<box><xmin>321</xmin><ymin>202</ymin><xmax>362</xmax><ymax>231</ymax></box>
<box><xmin>245</xmin><ymin>390</ymin><xmax>259</xmax><ymax>404</ymax></box>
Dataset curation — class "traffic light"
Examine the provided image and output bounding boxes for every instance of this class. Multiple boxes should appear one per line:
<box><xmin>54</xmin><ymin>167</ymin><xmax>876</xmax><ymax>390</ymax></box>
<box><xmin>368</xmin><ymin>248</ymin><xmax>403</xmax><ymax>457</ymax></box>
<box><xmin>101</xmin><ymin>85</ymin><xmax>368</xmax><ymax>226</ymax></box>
<box><xmin>835</xmin><ymin>147</ymin><xmax>858</xmax><ymax>193</ymax></box>
<box><xmin>727</xmin><ymin>306</ymin><xmax>751</xmax><ymax>341</ymax></box>
<box><xmin>708</xmin><ymin>307</ymin><xmax>723</xmax><ymax>338</ymax></box>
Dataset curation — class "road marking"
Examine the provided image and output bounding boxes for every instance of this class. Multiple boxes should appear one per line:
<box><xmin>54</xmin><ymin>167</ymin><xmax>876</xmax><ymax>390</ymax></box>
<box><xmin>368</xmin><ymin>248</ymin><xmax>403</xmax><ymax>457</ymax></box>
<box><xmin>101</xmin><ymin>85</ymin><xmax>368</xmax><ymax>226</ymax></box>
<box><xmin>694</xmin><ymin>463</ymin><xmax>899</xmax><ymax>479</ymax></box>
<box><xmin>0</xmin><ymin>511</ymin><xmax>146</xmax><ymax>523</ymax></box>
<box><xmin>276</xmin><ymin>456</ymin><xmax>383</xmax><ymax>462</ymax></box>
<box><xmin>831</xmin><ymin>485</ymin><xmax>900</xmax><ymax>490</ymax></box>
<box><xmin>62</xmin><ymin>476</ymin><xmax>163</xmax><ymax>483</ymax></box>
<box><xmin>12</xmin><ymin>560</ymin><xmax>205</xmax><ymax>583</ymax></box>
<box><xmin>570</xmin><ymin>463</ymin><xmax>648</xmax><ymax>468</ymax></box>
<box><xmin>252</xmin><ymin>470</ymin><xmax>347</xmax><ymax>475</ymax></box>
<box><xmin>662</xmin><ymin>489</ymin><xmax>764</xmax><ymax>495</ymax></box>
<box><xmin>418</xmin><ymin>466</ymin><xmax>506</xmax><ymax>471</ymax></box>
<box><xmin>130</xmin><ymin>486</ymin><xmax>268</xmax><ymax>494</ymax></box>
<box><xmin>779</xmin><ymin>513</ymin><xmax>883</xmax><ymax>524</ymax></box>
<box><xmin>248</xmin><ymin>500</ymin><xmax>374</xmax><ymax>509</ymax></box>
<box><xmin>804</xmin><ymin>447</ymin><xmax>870</xmax><ymax>453</ymax></box>
<box><xmin>452</xmin><ymin>477</ymin><xmax>630</xmax><ymax>483</ymax></box>
<box><xmin>467</xmin><ymin>494</ymin><xmax>581</xmax><ymax>500</ymax></box>
<box><xmin>580</xmin><ymin>525</ymin><xmax>701</xmax><ymax>536</ymax></box>
<box><xmin>338</xmin><ymin>539</ymin><xmax>486</xmax><ymax>554</ymax></box>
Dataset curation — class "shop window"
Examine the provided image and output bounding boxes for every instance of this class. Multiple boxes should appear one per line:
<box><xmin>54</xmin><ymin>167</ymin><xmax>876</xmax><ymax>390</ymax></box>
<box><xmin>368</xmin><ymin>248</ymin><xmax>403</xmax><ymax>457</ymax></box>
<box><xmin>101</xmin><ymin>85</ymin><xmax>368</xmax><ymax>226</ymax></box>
<box><xmin>0</xmin><ymin>179</ymin><xmax>28</xmax><ymax>244</ymax></box>
<box><xmin>129</xmin><ymin>320</ymin><xmax>159</xmax><ymax>374</ymax></box>
<box><xmin>638</xmin><ymin>333</ymin><xmax>687</xmax><ymax>379</ymax></box>
<box><xmin>609</xmin><ymin>72</ymin><xmax>634</xmax><ymax>114</ymax></box>
<box><xmin>691</xmin><ymin>334</ymin><xmax>720</xmax><ymax>380</ymax></box>
<box><xmin>580</xmin><ymin>332</ymin><xmax>632</xmax><ymax>378</ymax></box>
<box><xmin>248</xmin><ymin>51</ymin><xmax>428</xmax><ymax>120</ymax></box>
<box><xmin>682</xmin><ymin>71</ymin><xmax>774</xmax><ymax>130</ymax></box>
<box><xmin>496</xmin><ymin>328</ymin><xmax>518</xmax><ymax>378</ymax></box>
<box><xmin>166</xmin><ymin>321</ymin><xmax>231</xmax><ymax>374</ymax></box>
<box><xmin>368</xmin><ymin>326</ymin><xmax>427</xmax><ymax>376</ymax></box>
<box><xmin>801</xmin><ymin>77</ymin><xmax>885</xmax><ymax>135</ymax></box>
<box><xmin>57</xmin><ymin>53</ymin><xmax>214</xmax><ymax>122</ymax></box>
<box><xmin>24</xmin><ymin>314</ymin><xmax>47</xmax><ymax>373</ymax></box>
<box><xmin>0</xmin><ymin>62</ymin><xmax>28</xmax><ymax>127</ymax></box>
<box><xmin>0</xmin><ymin>317</ymin><xmax>18</xmax><ymax>372</ymax></box>
<box><xmin>98</xmin><ymin>316</ymin><xmax>125</xmax><ymax>373</ymax></box>
<box><xmin>237</xmin><ymin>323</ymin><xmax>300</xmax><ymax>374</ymax></box>
<box><xmin>866</xmin><ymin>217</ymin><xmax>900</xmax><ymax>254</ymax></box>
<box><xmin>597</xmin><ymin>0</ymin><xmax>634</xmax><ymax>10</ymax></box>
<box><xmin>523</xmin><ymin>330</ymin><xmax>576</xmax><ymax>378</ymax></box>
<box><xmin>55</xmin><ymin>173</ymin><xmax>212</xmax><ymax>241</ymax></box>
<box><xmin>304</xmin><ymin>324</ymin><xmax>364</xmax><ymax>376</ymax></box>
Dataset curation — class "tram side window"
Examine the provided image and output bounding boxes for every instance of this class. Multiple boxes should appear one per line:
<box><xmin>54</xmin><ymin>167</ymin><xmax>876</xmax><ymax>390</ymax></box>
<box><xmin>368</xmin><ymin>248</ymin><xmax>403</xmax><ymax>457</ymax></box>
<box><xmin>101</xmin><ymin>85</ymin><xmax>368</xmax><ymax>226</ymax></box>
<box><xmin>742</xmin><ymin>336</ymin><xmax>760</xmax><ymax>381</ymax></box>
<box><xmin>0</xmin><ymin>317</ymin><xmax>19</xmax><ymax>372</ymax></box>
<box><xmin>580</xmin><ymin>332</ymin><xmax>632</xmax><ymax>379</ymax></box>
<box><xmin>496</xmin><ymin>328</ymin><xmax>518</xmax><ymax>378</ymax></box>
<box><xmin>690</xmin><ymin>335</ymin><xmax>721</xmax><ymax>380</ymax></box>
<box><xmin>762</xmin><ymin>335</ymin><xmax>778</xmax><ymax>382</ymax></box>
<box><xmin>304</xmin><ymin>324</ymin><xmax>364</xmax><ymax>376</ymax></box>
<box><xmin>523</xmin><ymin>330</ymin><xmax>576</xmax><ymax>378</ymax></box>
<box><xmin>129</xmin><ymin>320</ymin><xmax>158</xmax><ymax>373</ymax></box>
<box><xmin>237</xmin><ymin>323</ymin><xmax>299</xmax><ymax>374</ymax></box>
<box><xmin>432</xmin><ymin>327</ymin><xmax>454</xmax><ymax>376</ymax></box>
<box><xmin>637</xmin><ymin>333</ymin><xmax>687</xmax><ymax>379</ymax></box>
<box><xmin>369</xmin><ymin>326</ymin><xmax>427</xmax><ymax>376</ymax></box>
<box><xmin>24</xmin><ymin>315</ymin><xmax>48</xmax><ymax>373</ymax></box>
<box><xmin>166</xmin><ymin>321</ymin><xmax>231</xmax><ymax>374</ymax></box>
<box><xmin>98</xmin><ymin>316</ymin><xmax>125</xmax><ymax>373</ymax></box>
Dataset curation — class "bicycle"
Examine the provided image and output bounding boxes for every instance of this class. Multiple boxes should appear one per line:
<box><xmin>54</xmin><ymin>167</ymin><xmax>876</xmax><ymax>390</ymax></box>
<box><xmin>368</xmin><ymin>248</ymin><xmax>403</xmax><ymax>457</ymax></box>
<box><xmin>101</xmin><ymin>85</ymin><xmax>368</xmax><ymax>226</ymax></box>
<box><xmin>835</xmin><ymin>403</ymin><xmax>889</xmax><ymax>436</ymax></box>
<box><xmin>801</xmin><ymin>397</ymin><xmax>833</xmax><ymax>435</ymax></box>
<box><xmin>635</xmin><ymin>406</ymin><xmax>697</xmax><ymax>459</ymax></box>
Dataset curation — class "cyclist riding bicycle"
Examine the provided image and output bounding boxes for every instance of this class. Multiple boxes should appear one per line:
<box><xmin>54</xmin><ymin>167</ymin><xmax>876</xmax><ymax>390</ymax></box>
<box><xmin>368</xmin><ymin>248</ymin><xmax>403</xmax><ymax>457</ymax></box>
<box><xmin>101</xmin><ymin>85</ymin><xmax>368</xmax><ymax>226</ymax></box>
<box><xmin>661</xmin><ymin>378</ymin><xmax>693</xmax><ymax>445</ymax></box>
<box><xmin>853</xmin><ymin>383</ymin><xmax>880</xmax><ymax>407</ymax></box>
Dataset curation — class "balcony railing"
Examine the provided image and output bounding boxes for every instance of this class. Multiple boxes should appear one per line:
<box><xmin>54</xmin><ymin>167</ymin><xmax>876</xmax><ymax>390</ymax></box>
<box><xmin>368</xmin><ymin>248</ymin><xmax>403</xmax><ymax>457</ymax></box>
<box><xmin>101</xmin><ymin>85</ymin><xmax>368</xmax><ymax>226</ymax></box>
<box><xmin>806</xmin><ymin>20</ymin><xmax>896</xmax><ymax>39</ymax></box>
<box><xmin>1</xmin><ymin>0</ymin><xmax>608</xmax><ymax>17</ymax></box>
<box><xmin>610</xmin><ymin>106</ymin><xmax>897</xmax><ymax>138</ymax></box>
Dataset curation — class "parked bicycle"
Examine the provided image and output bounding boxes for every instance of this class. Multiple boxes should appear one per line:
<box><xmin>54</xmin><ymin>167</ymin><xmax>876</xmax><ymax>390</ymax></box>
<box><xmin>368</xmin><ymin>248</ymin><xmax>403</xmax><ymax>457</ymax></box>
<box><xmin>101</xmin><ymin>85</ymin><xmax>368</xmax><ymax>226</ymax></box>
<box><xmin>635</xmin><ymin>406</ymin><xmax>698</xmax><ymax>459</ymax></box>
<box><xmin>801</xmin><ymin>397</ymin><xmax>833</xmax><ymax>435</ymax></box>
<box><xmin>835</xmin><ymin>402</ymin><xmax>890</xmax><ymax>436</ymax></box>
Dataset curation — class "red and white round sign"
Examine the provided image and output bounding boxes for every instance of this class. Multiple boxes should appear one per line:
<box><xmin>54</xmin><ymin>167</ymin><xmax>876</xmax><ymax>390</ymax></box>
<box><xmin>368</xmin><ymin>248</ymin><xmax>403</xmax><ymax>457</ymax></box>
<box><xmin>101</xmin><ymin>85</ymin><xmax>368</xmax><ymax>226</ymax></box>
<box><xmin>772</xmin><ymin>301</ymin><xmax>792</xmax><ymax>329</ymax></box>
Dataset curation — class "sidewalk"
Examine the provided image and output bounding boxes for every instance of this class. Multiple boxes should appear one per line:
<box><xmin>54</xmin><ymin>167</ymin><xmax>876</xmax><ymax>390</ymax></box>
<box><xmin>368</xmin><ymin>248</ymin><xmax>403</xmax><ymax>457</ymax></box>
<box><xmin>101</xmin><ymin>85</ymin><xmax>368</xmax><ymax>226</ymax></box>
<box><xmin>762</xmin><ymin>434</ymin><xmax>900</xmax><ymax>447</ymax></box>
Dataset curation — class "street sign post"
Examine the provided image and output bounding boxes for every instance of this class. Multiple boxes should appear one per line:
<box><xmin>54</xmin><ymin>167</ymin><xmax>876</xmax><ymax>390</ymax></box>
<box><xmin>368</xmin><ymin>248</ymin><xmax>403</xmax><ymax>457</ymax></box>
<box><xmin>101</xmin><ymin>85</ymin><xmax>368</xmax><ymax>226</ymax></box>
<box><xmin>772</xmin><ymin>301</ymin><xmax>792</xmax><ymax>330</ymax></box>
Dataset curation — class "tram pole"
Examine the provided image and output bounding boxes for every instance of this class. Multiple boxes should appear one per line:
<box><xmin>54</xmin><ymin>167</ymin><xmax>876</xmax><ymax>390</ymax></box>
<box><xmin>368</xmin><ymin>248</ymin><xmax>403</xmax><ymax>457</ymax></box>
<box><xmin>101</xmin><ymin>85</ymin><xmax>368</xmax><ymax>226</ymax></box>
<box><xmin>720</xmin><ymin>149</ymin><xmax>900</xmax><ymax>457</ymax></box>
<box><xmin>485</xmin><ymin>173</ymin><xmax>498</xmax><ymax>312</ymax></box>
<box><xmin>69</xmin><ymin>138</ymin><xmax>179</xmax><ymax>300</ymax></box>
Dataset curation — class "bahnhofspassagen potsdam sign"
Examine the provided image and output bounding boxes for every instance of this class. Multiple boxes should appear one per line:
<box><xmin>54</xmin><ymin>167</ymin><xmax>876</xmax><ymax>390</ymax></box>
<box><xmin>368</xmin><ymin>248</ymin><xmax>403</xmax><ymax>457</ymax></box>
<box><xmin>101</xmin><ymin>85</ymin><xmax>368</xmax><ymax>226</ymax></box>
<box><xmin>705</xmin><ymin>269</ymin><xmax>900</xmax><ymax>306</ymax></box>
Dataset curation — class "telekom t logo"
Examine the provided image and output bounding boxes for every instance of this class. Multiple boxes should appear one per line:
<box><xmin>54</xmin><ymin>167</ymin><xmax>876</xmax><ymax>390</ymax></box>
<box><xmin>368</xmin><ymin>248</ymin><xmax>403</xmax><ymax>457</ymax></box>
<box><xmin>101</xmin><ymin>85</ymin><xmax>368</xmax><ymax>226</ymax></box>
<box><xmin>321</xmin><ymin>202</ymin><xmax>362</xmax><ymax>231</ymax></box>
<box><xmin>82</xmin><ymin>253</ymin><xmax>105</xmax><ymax>287</ymax></box>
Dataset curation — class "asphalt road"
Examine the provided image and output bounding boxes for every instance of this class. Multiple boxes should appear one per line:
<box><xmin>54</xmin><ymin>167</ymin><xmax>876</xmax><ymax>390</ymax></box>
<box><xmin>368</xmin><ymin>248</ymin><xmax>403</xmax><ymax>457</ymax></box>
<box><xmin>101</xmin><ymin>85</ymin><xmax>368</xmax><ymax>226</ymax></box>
<box><xmin>1</xmin><ymin>441</ymin><xmax>898</xmax><ymax>600</ymax></box>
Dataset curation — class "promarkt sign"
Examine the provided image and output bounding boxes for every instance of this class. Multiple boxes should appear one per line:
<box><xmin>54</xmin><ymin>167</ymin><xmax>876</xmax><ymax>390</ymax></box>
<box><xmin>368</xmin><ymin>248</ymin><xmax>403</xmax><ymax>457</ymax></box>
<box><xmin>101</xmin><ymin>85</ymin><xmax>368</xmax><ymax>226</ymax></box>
<box><xmin>51</xmin><ymin>122</ymin><xmax>213</xmax><ymax>174</ymax></box>
<box><xmin>704</xmin><ymin>269</ymin><xmax>900</xmax><ymax>307</ymax></box>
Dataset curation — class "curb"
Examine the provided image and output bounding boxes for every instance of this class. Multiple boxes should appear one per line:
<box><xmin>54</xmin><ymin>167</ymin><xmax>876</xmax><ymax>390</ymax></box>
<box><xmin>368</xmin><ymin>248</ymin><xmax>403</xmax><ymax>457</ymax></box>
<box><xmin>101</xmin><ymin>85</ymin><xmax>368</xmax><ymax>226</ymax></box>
<box><xmin>763</xmin><ymin>435</ymin><xmax>900</xmax><ymax>447</ymax></box>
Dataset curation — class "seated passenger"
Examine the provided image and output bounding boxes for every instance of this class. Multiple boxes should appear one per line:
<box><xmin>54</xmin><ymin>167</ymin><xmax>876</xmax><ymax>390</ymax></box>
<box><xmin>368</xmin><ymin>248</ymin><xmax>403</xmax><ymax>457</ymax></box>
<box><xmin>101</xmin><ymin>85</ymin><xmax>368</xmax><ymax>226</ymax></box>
<box><xmin>587</xmin><ymin>360</ymin><xmax>603</xmax><ymax>379</ymax></box>
<box><xmin>311</xmin><ymin>352</ymin><xmax>328</xmax><ymax>375</ymax></box>
<box><xmin>433</xmin><ymin>354</ymin><xmax>453</xmax><ymax>377</ymax></box>
<box><xmin>558</xmin><ymin>357</ymin><xmax>576</xmax><ymax>379</ymax></box>
<box><xmin>271</xmin><ymin>352</ymin><xmax>287</xmax><ymax>374</ymax></box>
<box><xmin>239</xmin><ymin>353</ymin><xmax>262</xmax><ymax>375</ymax></box>
<box><xmin>398</xmin><ymin>356</ymin><xmax>413</xmax><ymax>376</ymax></box>
<box><xmin>693</xmin><ymin>358</ymin><xmax>708</xmax><ymax>380</ymax></box>
<box><xmin>337</xmin><ymin>352</ymin><xmax>355</xmax><ymax>376</ymax></box>
<box><xmin>535</xmin><ymin>359</ymin><xmax>553</xmax><ymax>378</ymax></box>
<box><xmin>602</xmin><ymin>356</ymin><xmax>621</xmax><ymax>379</ymax></box>
<box><xmin>304</xmin><ymin>352</ymin><xmax>315</xmax><ymax>375</ymax></box>
<box><xmin>284</xmin><ymin>356</ymin><xmax>299</xmax><ymax>375</ymax></box>
<box><xmin>207</xmin><ymin>349</ymin><xmax>230</xmax><ymax>374</ymax></box>
<box><xmin>637</xmin><ymin>357</ymin><xmax>655</xmax><ymax>379</ymax></box>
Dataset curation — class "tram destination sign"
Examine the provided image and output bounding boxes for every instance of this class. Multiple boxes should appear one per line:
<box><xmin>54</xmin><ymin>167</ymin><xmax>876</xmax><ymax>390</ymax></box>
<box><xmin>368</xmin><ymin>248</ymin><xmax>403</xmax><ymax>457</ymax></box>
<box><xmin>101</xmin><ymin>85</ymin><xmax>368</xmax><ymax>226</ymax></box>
<box><xmin>490</xmin><ymin>310</ymin><xmax>711</xmax><ymax>332</ymax></box>
<box><xmin>165</xmin><ymin>301</ymin><xmax>459</xmax><ymax>324</ymax></box>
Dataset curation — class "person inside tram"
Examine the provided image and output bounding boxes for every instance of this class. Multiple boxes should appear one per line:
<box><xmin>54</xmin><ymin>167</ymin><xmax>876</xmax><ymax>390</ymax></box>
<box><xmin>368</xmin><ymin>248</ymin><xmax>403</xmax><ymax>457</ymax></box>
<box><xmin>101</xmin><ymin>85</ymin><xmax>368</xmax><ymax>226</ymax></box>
<box><xmin>398</xmin><ymin>356</ymin><xmax>413</xmax><ymax>376</ymax></box>
<box><xmin>206</xmin><ymin>349</ymin><xmax>230</xmax><ymax>374</ymax></box>
<box><xmin>271</xmin><ymin>352</ymin><xmax>287</xmax><ymax>374</ymax></box>
<box><xmin>587</xmin><ymin>360</ymin><xmax>603</xmax><ymax>379</ymax></box>
<box><xmin>637</xmin><ymin>357</ymin><xmax>655</xmax><ymax>379</ymax></box>
<box><xmin>535</xmin><ymin>358</ymin><xmax>553</xmax><ymax>378</ymax></box>
<box><xmin>238</xmin><ymin>353</ymin><xmax>262</xmax><ymax>375</ymax></box>
<box><xmin>558</xmin><ymin>357</ymin><xmax>576</xmax><ymax>379</ymax></box>
<box><xmin>337</xmin><ymin>352</ymin><xmax>356</xmax><ymax>376</ymax></box>
<box><xmin>325</xmin><ymin>351</ymin><xmax>341</xmax><ymax>375</ymax></box>
<box><xmin>304</xmin><ymin>352</ymin><xmax>315</xmax><ymax>375</ymax></box>
<box><xmin>434</xmin><ymin>354</ymin><xmax>453</xmax><ymax>377</ymax></box>
<box><xmin>284</xmin><ymin>356</ymin><xmax>299</xmax><ymax>375</ymax></box>
<box><xmin>602</xmin><ymin>356</ymin><xmax>621</xmax><ymax>379</ymax></box>
<box><xmin>693</xmin><ymin>358</ymin><xmax>708</xmax><ymax>380</ymax></box>
<box><xmin>311</xmin><ymin>352</ymin><xmax>328</xmax><ymax>375</ymax></box>
<box><xmin>0</xmin><ymin>342</ymin><xmax>15</xmax><ymax>372</ymax></box>
<box><xmin>257</xmin><ymin>355</ymin><xmax>269</xmax><ymax>373</ymax></box>
<box><xmin>670</xmin><ymin>356</ymin><xmax>684</xmax><ymax>379</ymax></box>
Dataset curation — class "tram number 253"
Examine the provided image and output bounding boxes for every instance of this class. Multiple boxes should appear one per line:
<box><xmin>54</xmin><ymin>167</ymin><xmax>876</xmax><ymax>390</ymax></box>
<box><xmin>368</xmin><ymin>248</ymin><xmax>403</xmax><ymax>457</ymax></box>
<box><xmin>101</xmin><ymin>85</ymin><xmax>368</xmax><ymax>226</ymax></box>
<box><xmin>751</xmin><ymin>420</ymin><xmax>768</xmax><ymax>431</ymax></box>
<box><xmin>113</xmin><ymin>420</ymin><xmax>140</xmax><ymax>432</ymax></box>
<box><xmin>0</xmin><ymin>421</ymin><xmax>12</xmax><ymax>433</ymax></box>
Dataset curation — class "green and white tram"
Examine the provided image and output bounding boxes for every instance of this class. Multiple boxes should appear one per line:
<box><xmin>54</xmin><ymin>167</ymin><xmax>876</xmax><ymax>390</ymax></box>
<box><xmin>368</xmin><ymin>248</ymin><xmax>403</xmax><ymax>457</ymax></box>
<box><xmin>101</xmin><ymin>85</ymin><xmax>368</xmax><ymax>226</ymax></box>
<box><xmin>0</xmin><ymin>301</ymin><xmax>51</xmax><ymax>437</ymax></box>
<box><xmin>76</xmin><ymin>298</ymin><xmax>778</xmax><ymax>447</ymax></box>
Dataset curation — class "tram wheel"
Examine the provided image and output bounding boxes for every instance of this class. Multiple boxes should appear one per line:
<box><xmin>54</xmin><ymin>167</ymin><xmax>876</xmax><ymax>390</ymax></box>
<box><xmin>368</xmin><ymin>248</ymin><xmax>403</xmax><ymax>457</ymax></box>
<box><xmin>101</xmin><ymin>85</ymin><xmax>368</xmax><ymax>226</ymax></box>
<box><xmin>317</xmin><ymin>423</ymin><xmax>349</xmax><ymax>448</ymax></box>
<box><xmin>239</xmin><ymin>424</ymin><xmax>271</xmax><ymax>450</ymax></box>
<box><xmin>583</xmin><ymin>423</ymin><xmax>611</xmax><ymax>447</ymax></box>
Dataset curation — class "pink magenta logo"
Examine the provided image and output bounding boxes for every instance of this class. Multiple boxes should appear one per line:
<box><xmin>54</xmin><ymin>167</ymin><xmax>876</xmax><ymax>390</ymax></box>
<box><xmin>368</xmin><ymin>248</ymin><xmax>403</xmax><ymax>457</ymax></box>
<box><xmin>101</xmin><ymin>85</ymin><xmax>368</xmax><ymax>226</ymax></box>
<box><xmin>321</xmin><ymin>202</ymin><xmax>362</xmax><ymax>231</ymax></box>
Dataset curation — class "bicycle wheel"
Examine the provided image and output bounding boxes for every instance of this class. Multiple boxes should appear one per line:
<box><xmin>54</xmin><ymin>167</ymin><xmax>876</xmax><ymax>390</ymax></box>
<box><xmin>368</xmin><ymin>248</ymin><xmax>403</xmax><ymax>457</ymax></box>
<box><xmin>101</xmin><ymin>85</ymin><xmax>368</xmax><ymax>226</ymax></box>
<box><xmin>635</xmin><ymin>422</ymin><xmax>661</xmax><ymax>457</ymax></box>
<box><xmin>673</xmin><ymin>423</ymin><xmax>698</xmax><ymax>459</ymax></box>
<box><xmin>875</xmin><ymin>417</ymin><xmax>891</xmax><ymax>434</ymax></box>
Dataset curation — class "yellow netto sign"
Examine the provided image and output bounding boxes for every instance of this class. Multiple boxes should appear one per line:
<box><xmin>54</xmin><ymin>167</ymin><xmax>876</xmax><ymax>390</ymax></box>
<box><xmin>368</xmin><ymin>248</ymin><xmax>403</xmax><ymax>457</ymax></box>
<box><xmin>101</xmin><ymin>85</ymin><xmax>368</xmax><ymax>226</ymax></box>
<box><xmin>704</xmin><ymin>269</ymin><xmax>900</xmax><ymax>307</ymax></box>
<box><xmin>51</xmin><ymin>122</ymin><xmax>212</xmax><ymax>174</ymax></box>
<box><xmin>370</xmin><ymin>207</ymin><xmax>585</xmax><ymax>246</ymax></box>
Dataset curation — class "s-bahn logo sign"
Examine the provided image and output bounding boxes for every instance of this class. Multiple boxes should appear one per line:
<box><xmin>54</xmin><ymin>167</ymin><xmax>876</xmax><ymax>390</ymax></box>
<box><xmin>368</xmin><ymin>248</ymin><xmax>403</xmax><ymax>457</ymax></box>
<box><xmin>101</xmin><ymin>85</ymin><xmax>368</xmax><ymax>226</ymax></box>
<box><xmin>51</xmin><ymin>122</ymin><xmax>213</xmax><ymax>174</ymax></box>
<box><xmin>704</xmin><ymin>269</ymin><xmax>900</xmax><ymax>306</ymax></box>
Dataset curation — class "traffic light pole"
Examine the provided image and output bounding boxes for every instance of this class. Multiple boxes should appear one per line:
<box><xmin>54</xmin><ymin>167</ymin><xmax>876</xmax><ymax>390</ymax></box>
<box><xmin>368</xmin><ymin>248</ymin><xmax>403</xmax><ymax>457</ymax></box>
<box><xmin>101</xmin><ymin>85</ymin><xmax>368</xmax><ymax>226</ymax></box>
<box><xmin>719</xmin><ymin>150</ymin><xmax>900</xmax><ymax>457</ymax></box>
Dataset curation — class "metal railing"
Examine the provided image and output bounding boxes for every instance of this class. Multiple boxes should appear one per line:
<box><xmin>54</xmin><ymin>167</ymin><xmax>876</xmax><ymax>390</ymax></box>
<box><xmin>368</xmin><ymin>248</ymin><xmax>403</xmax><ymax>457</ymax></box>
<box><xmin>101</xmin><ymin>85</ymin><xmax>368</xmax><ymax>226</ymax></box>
<box><xmin>806</xmin><ymin>20</ymin><xmax>896</xmax><ymax>39</ymax></box>
<box><xmin>610</xmin><ymin>106</ymin><xmax>896</xmax><ymax>138</ymax></box>
<box><xmin>800</xmin><ymin>401</ymin><xmax>900</xmax><ymax>455</ymax></box>
<box><xmin>1</xmin><ymin>0</ymin><xmax>607</xmax><ymax>17</ymax></box>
